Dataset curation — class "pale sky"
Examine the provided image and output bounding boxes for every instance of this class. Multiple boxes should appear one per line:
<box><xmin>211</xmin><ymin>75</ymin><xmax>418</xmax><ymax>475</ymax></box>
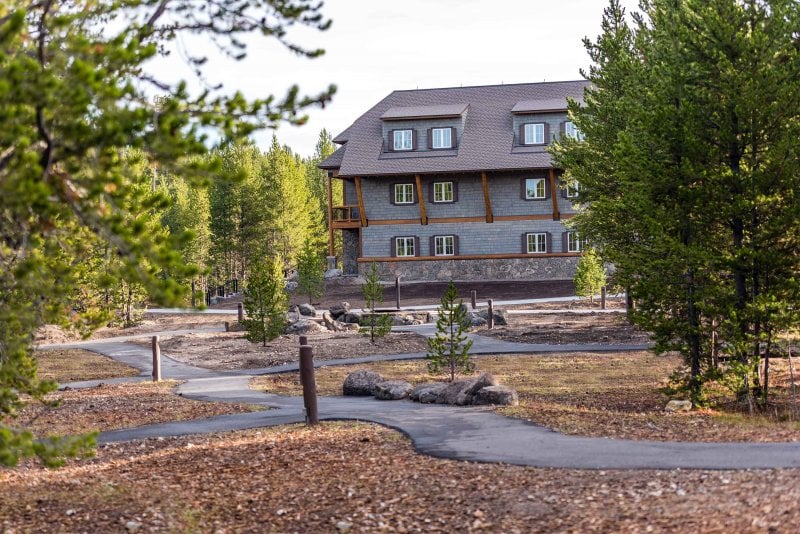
<box><xmin>150</xmin><ymin>0</ymin><xmax>640</xmax><ymax>157</ymax></box>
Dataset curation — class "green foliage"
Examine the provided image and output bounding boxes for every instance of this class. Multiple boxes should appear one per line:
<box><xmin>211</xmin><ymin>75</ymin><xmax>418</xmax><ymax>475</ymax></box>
<box><xmin>573</xmin><ymin>249</ymin><xmax>606</xmax><ymax>303</ymax></box>
<box><xmin>360</xmin><ymin>263</ymin><xmax>391</xmax><ymax>342</ymax></box>
<box><xmin>427</xmin><ymin>282</ymin><xmax>475</xmax><ymax>382</ymax></box>
<box><xmin>552</xmin><ymin>0</ymin><xmax>800</xmax><ymax>405</ymax></box>
<box><xmin>0</xmin><ymin>0</ymin><xmax>333</xmax><ymax>466</ymax></box>
<box><xmin>296</xmin><ymin>238</ymin><xmax>325</xmax><ymax>303</ymax></box>
<box><xmin>242</xmin><ymin>259</ymin><xmax>288</xmax><ymax>346</ymax></box>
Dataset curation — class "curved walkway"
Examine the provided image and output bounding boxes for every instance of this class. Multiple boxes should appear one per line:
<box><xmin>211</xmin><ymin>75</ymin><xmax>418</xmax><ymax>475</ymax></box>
<box><xmin>53</xmin><ymin>334</ymin><xmax>800</xmax><ymax>470</ymax></box>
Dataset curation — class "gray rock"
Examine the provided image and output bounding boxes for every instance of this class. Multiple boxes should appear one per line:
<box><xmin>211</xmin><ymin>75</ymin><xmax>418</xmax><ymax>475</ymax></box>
<box><xmin>338</xmin><ymin>322</ymin><xmax>360</xmax><ymax>332</ymax></box>
<box><xmin>322</xmin><ymin>311</ymin><xmax>341</xmax><ymax>332</ymax></box>
<box><xmin>476</xmin><ymin>307</ymin><xmax>509</xmax><ymax>326</ymax></box>
<box><xmin>343</xmin><ymin>311</ymin><xmax>362</xmax><ymax>324</ymax></box>
<box><xmin>298</xmin><ymin>303</ymin><xmax>316</xmax><ymax>316</ymax></box>
<box><xmin>342</xmin><ymin>370</ymin><xmax>383</xmax><ymax>396</ymax></box>
<box><xmin>440</xmin><ymin>379</ymin><xmax>479</xmax><ymax>405</ymax></box>
<box><xmin>409</xmin><ymin>382</ymin><xmax>449</xmax><ymax>404</ymax></box>
<box><xmin>391</xmin><ymin>313</ymin><xmax>416</xmax><ymax>326</ymax></box>
<box><xmin>463</xmin><ymin>373</ymin><xmax>499</xmax><ymax>400</ymax></box>
<box><xmin>284</xmin><ymin>319</ymin><xmax>324</xmax><ymax>334</ymax></box>
<box><xmin>329</xmin><ymin>302</ymin><xmax>351</xmax><ymax>319</ymax></box>
<box><xmin>665</xmin><ymin>400</ymin><xmax>692</xmax><ymax>412</ymax></box>
<box><xmin>324</xmin><ymin>268</ymin><xmax>343</xmax><ymax>279</ymax></box>
<box><xmin>284</xmin><ymin>281</ymin><xmax>298</xmax><ymax>292</ymax></box>
<box><xmin>373</xmin><ymin>380</ymin><xmax>413</xmax><ymax>400</ymax></box>
<box><xmin>474</xmin><ymin>385</ymin><xmax>519</xmax><ymax>406</ymax></box>
<box><xmin>469</xmin><ymin>313</ymin><xmax>488</xmax><ymax>327</ymax></box>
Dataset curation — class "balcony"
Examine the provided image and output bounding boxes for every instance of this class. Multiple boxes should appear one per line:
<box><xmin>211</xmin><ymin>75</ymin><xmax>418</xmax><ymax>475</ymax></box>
<box><xmin>331</xmin><ymin>205</ymin><xmax>362</xmax><ymax>228</ymax></box>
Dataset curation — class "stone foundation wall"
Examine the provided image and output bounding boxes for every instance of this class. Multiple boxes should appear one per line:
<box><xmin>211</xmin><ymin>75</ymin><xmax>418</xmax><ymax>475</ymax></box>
<box><xmin>342</xmin><ymin>229</ymin><xmax>360</xmax><ymax>275</ymax></box>
<box><xmin>358</xmin><ymin>256</ymin><xmax>579</xmax><ymax>282</ymax></box>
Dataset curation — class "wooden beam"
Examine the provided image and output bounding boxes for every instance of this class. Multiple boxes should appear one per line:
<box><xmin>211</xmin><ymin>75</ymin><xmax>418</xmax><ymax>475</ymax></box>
<box><xmin>415</xmin><ymin>174</ymin><xmax>427</xmax><ymax>225</ymax></box>
<box><xmin>357</xmin><ymin>252</ymin><xmax>579</xmax><ymax>263</ymax></box>
<box><xmin>368</xmin><ymin>218</ymin><xmax>420</xmax><ymax>226</ymax></box>
<box><xmin>327</xmin><ymin>173</ymin><xmax>334</xmax><ymax>256</ymax></box>
<box><xmin>354</xmin><ymin>176</ymin><xmax>367</xmax><ymax>227</ymax></box>
<box><xmin>481</xmin><ymin>172</ymin><xmax>493</xmax><ymax>223</ymax></box>
<box><xmin>549</xmin><ymin>168</ymin><xmax>560</xmax><ymax>221</ymax></box>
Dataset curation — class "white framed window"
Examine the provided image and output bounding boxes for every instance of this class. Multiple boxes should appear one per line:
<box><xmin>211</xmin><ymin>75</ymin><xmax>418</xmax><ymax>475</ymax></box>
<box><xmin>393</xmin><ymin>129</ymin><xmax>413</xmax><ymax>150</ymax></box>
<box><xmin>434</xmin><ymin>235</ymin><xmax>455</xmax><ymax>256</ymax></box>
<box><xmin>525</xmin><ymin>178</ymin><xmax>546</xmax><ymax>199</ymax></box>
<box><xmin>566</xmin><ymin>180</ymin><xmax>580</xmax><ymax>198</ymax></box>
<box><xmin>395</xmin><ymin>237</ymin><xmax>416</xmax><ymax>257</ymax></box>
<box><xmin>431</xmin><ymin>128</ymin><xmax>452</xmax><ymax>149</ymax></box>
<box><xmin>565</xmin><ymin>121</ymin><xmax>585</xmax><ymax>141</ymax></box>
<box><xmin>526</xmin><ymin>233</ymin><xmax>547</xmax><ymax>254</ymax></box>
<box><xmin>433</xmin><ymin>181</ymin><xmax>454</xmax><ymax>203</ymax></box>
<box><xmin>567</xmin><ymin>231</ymin><xmax>585</xmax><ymax>253</ymax></box>
<box><xmin>524</xmin><ymin>123</ymin><xmax>545</xmax><ymax>145</ymax></box>
<box><xmin>394</xmin><ymin>183</ymin><xmax>414</xmax><ymax>204</ymax></box>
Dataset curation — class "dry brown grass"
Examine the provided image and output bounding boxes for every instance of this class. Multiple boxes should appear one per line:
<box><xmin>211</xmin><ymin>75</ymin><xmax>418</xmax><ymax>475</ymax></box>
<box><xmin>35</xmin><ymin>349</ymin><xmax>140</xmax><ymax>383</ymax></box>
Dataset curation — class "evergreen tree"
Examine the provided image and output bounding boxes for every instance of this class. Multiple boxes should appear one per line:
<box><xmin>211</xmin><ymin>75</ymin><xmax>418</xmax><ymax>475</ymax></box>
<box><xmin>242</xmin><ymin>258</ymin><xmax>288</xmax><ymax>346</ymax></box>
<box><xmin>427</xmin><ymin>282</ymin><xmax>474</xmax><ymax>382</ymax></box>
<box><xmin>0</xmin><ymin>0</ymin><xmax>333</xmax><ymax>466</ymax></box>
<box><xmin>574</xmin><ymin>249</ymin><xmax>606</xmax><ymax>304</ymax></box>
<box><xmin>296</xmin><ymin>238</ymin><xmax>325</xmax><ymax>303</ymax></box>
<box><xmin>360</xmin><ymin>263</ymin><xmax>392</xmax><ymax>343</ymax></box>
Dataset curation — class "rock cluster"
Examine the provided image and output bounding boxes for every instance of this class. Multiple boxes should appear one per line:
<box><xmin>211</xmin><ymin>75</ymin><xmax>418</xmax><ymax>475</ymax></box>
<box><xmin>342</xmin><ymin>370</ymin><xmax>518</xmax><ymax>406</ymax></box>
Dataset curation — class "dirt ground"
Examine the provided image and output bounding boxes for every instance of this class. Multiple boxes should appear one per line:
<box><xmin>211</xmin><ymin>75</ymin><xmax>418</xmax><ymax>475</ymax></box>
<box><xmin>147</xmin><ymin>331</ymin><xmax>429</xmax><ymax>370</ymax></box>
<box><xmin>2</xmin><ymin>423</ymin><xmax>799</xmax><ymax>533</ymax></box>
<box><xmin>480</xmin><ymin>310</ymin><xmax>651</xmax><ymax>345</ymax></box>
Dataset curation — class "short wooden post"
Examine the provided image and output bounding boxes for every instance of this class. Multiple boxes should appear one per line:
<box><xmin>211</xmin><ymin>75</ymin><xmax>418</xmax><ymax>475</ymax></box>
<box><xmin>487</xmin><ymin>299</ymin><xmax>494</xmax><ymax>330</ymax></box>
<box><xmin>299</xmin><ymin>335</ymin><xmax>308</xmax><ymax>346</ymax></box>
<box><xmin>600</xmin><ymin>286</ymin><xmax>607</xmax><ymax>310</ymax></box>
<box><xmin>237</xmin><ymin>302</ymin><xmax>244</xmax><ymax>323</ymax></box>
<box><xmin>151</xmin><ymin>335</ymin><xmax>161</xmax><ymax>382</ymax></box>
<box><xmin>191</xmin><ymin>279</ymin><xmax>196</xmax><ymax>308</ymax></box>
<box><xmin>395</xmin><ymin>276</ymin><xmax>401</xmax><ymax>311</ymax></box>
<box><xmin>299</xmin><ymin>345</ymin><xmax>319</xmax><ymax>425</ymax></box>
<box><xmin>224</xmin><ymin>321</ymin><xmax>230</xmax><ymax>332</ymax></box>
<box><xmin>471</xmin><ymin>290</ymin><xmax>477</xmax><ymax>310</ymax></box>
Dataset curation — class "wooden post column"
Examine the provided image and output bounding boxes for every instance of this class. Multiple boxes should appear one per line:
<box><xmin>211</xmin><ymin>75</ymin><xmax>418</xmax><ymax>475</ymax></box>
<box><xmin>481</xmin><ymin>172</ymin><xmax>493</xmax><ymax>223</ymax></box>
<box><xmin>354</xmin><ymin>176</ymin><xmax>367</xmax><ymax>227</ymax></box>
<box><xmin>549</xmin><ymin>168</ymin><xmax>560</xmax><ymax>221</ymax></box>
<box><xmin>327</xmin><ymin>173</ymin><xmax>334</xmax><ymax>256</ymax></box>
<box><xmin>415</xmin><ymin>174</ymin><xmax>427</xmax><ymax>225</ymax></box>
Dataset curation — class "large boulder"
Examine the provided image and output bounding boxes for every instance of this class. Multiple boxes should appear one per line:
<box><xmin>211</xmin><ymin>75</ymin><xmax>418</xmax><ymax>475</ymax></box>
<box><xmin>474</xmin><ymin>386</ymin><xmax>519</xmax><ymax>406</ymax></box>
<box><xmin>409</xmin><ymin>383</ymin><xmax>449</xmax><ymax>404</ymax></box>
<box><xmin>284</xmin><ymin>319</ymin><xmax>324</xmax><ymax>334</ymax></box>
<box><xmin>285</xmin><ymin>281</ymin><xmax>298</xmax><ymax>292</ymax></box>
<box><xmin>469</xmin><ymin>313</ymin><xmax>488</xmax><ymax>327</ymax></box>
<box><xmin>373</xmin><ymin>380</ymin><xmax>413</xmax><ymax>400</ymax></box>
<box><xmin>391</xmin><ymin>313</ymin><xmax>416</xmax><ymax>326</ymax></box>
<box><xmin>342</xmin><ymin>370</ymin><xmax>384</xmax><ymax>396</ymax></box>
<box><xmin>343</xmin><ymin>311</ymin><xmax>362</xmax><ymax>324</ymax></box>
<box><xmin>665</xmin><ymin>400</ymin><xmax>692</xmax><ymax>413</ymax></box>
<box><xmin>329</xmin><ymin>302</ymin><xmax>351</xmax><ymax>319</ymax></box>
<box><xmin>324</xmin><ymin>268</ymin><xmax>343</xmax><ymax>279</ymax></box>
<box><xmin>440</xmin><ymin>379</ymin><xmax>478</xmax><ymax>406</ymax></box>
<box><xmin>476</xmin><ymin>308</ymin><xmax>509</xmax><ymax>326</ymax></box>
<box><xmin>463</xmin><ymin>373</ymin><xmax>499</xmax><ymax>400</ymax></box>
<box><xmin>298</xmin><ymin>303</ymin><xmax>316</xmax><ymax>317</ymax></box>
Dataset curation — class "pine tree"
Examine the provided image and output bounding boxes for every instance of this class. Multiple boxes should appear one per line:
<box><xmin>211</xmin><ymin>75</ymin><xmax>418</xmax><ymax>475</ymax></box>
<box><xmin>360</xmin><ymin>263</ymin><xmax>392</xmax><ymax>343</ymax></box>
<box><xmin>296</xmin><ymin>237</ymin><xmax>325</xmax><ymax>303</ymax></box>
<box><xmin>242</xmin><ymin>258</ymin><xmax>288</xmax><ymax>346</ymax></box>
<box><xmin>427</xmin><ymin>282</ymin><xmax>475</xmax><ymax>382</ymax></box>
<box><xmin>574</xmin><ymin>249</ymin><xmax>606</xmax><ymax>304</ymax></box>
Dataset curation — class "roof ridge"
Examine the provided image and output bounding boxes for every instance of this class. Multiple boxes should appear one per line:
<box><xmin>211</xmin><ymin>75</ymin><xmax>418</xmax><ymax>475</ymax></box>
<box><xmin>391</xmin><ymin>79</ymin><xmax>587</xmax><ymax>94</ymax></box>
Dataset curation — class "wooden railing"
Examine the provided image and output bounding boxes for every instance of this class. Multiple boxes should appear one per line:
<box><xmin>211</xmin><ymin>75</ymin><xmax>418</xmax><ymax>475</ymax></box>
<box><xmin>331</xmin><ymin>205</ymin><xmax>361</xmax><ymax>227</ymax></box>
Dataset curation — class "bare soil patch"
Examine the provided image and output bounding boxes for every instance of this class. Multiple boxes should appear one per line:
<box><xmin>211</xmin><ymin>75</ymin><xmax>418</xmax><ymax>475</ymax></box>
<box><xmin>13</xmin><ymin>381</ymin><xmax>258</xmax><ymax>437</ymax></box>
<box><xmin>252</xmin><ymin>352</ymin><xmax>800</xmax><ymax>442</ymax></box>
<box><xmin>150</xmin><ymin>331</ymin><xmax>429</xmax><ymax>370</ymax></box>
<box><xmin>2</xmin><ymin>423</ymin><xmax>798</xmax><ymax>533</ymax></box>
<box><xmin>35</xmin><ymin>349</ymin><xmax>140</xmax><ymax>383</ymax></box>
<box><xmin>479</xmin><ymin>311</ymin><xmax>651</xmax><ymax>345</ymax></box>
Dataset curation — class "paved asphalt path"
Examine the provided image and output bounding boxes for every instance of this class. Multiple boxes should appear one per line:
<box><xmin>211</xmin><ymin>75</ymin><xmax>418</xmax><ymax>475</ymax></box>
<box><xmin>52</xmin><ymin>333</ymin><xmax>800</xmax><ymax>470</ymax></box>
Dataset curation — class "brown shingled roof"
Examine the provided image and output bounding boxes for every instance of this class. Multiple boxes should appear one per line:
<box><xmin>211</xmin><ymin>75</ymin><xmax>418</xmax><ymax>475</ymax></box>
<box><xmin>320</xmin><ymin>80</ymin><xmax>588</xmax><ymax>176</ymax></box>
<box><xmin>380</xmin><ymin>103</ymin><xmax>469</xmax><ymax>120</ymax></box>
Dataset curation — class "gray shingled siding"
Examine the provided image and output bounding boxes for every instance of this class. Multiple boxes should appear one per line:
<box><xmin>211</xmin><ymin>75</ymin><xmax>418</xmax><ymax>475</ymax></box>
<box><xmin>422</xmin><ymin>174</ymin><xmax>484</xmax><ymax>218</ymax></box>
<box><xmin>512</xmin><ymin>112</ymin><xmax>568</xmax><ymax>146</ymax></box>
<box><xmin>361</xmin><ymin>220</ymin><xmax>573</xmax><ymax>257</ymax></box>
<box><xmin>362</xmin><ymin>177</ymin><xmax>420</xmax><ymax>220</ymax></box>
<box><xmin>382</xmin><ymin>115</ymin><xmax>465</xmax><ymax>152</ymax></box>
<box><xmin>489</xmin><ymin>173</ymin><xmax>554</xmax><ymax>217</ymax></box>
<box><xmin>343</xmin><ymin>180</ymin><xmax>355</xmax><ymax>205</ymax></box>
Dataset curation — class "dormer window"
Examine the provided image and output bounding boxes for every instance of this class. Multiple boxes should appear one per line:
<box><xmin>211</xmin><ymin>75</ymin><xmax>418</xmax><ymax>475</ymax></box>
<box><xmin>565</xmin><ymin>121</ymin><xmax>585</xmax><ymax>141</ymax></box>
<box><xmin>522</xmin><ymin>123</ymin><xmax>546</xmax><ymax>145</ymax></box>
<box><xmin>431</xmin><ymin>128</ymin><xmax>452</xmax><ymax>149</ymax></box>
<box><xmin>393</xmin><ymin>129</ymin><xmax>414</xmax><ymax>151</ymax></box>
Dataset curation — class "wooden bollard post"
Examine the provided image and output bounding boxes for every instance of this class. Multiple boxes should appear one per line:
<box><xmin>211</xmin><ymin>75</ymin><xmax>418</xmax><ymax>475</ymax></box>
<box><xmin>299</xmin><ymin>335</ymin><xmax>308</xmax><ymax>346</ymax></box>
<box><xmin>299</xmin><ymin>345</ymin><xmax>319</xmax><ymax>425</ymax></box>
<box><xmin>487</xmin><ymin>299</ymin><xmax>494</xmax><ymax>330</ymax></box>
<box><xmin>191</xmin><ymin>279</ymin><xmax>196</xmax><ymax>308</ymax></box>
<box><xmin>601</xmin><ymin>286</ymin><xmax>607</xmax><ymax>310</ymax></box>
<box><xmin>471</xmin><ymin>290</ymin><xmax>477</xmax><ymax>310</ymax></box>
<box><xmin>151</xmin><ymin>335</ymin><xmax>161</xmax><ymax>382</ymax></box>
<box><xmin>237</xmin><ymin>302</ymin><xmax>244</xmax><ymax>323</ymax></box>
<box><xmin>395</xmin><ymin>276</ymin><xmax>401</xmax><ymax>311</ymax></box>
